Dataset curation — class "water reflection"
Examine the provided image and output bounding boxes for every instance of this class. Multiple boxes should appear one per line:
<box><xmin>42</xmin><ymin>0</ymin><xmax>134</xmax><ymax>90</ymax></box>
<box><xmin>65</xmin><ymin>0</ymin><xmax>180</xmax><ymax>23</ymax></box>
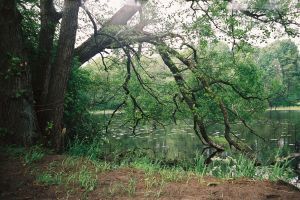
<box><xmin>105</xmin><ymin>110</ymin><xmax>300</xmax><ymax>161</ymax></box>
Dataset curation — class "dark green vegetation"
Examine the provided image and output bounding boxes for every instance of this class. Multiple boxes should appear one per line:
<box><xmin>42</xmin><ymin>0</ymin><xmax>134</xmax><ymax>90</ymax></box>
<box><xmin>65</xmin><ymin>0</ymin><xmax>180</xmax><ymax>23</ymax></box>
<box><xmin>0</xmin><ymin>1</ymin><xmax>300</xmax><ymax>197</ymax></box>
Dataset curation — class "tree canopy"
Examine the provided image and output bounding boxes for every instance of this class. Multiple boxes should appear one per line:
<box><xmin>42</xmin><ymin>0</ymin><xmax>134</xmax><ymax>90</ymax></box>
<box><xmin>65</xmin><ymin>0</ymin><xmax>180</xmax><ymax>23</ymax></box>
<box><xmin>0</xmin><ymin>0</ymin><xmax>299</xmax><ymax>158</ymax></box>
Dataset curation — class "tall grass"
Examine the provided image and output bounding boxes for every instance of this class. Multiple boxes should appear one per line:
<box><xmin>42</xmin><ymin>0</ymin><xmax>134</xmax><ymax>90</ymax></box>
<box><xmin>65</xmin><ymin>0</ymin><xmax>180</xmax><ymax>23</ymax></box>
<box><xmin>67</xmin><ymin>138</ymin><xmax>295</xmax><ymax>181</ymax></box>
<box><xmin>6</xmin><ymin>138</ymin><xmax>289</xmax><ymax>188</ymax></box>
<box><xmin>194</xmin><ymin>151</ymin><xmax>208</xmax><ymax>176</ymax></box>
<box><xmin>2</xmin><ymin>144</ymin><xmax>296</xmax><ymax>196</ymax></box>
<box><xmin>68</xmin><ymin>137</ymin><xmax>104</xmax><ymax>160</ymax></box>
<box><xmin>234</xmin><ymin>155</ymin><xmax>256</xmax><ymax>178</ymax></box>
<box><xmin>24</xmin><ymin>145</ymin><xmax>45</xmax><ymax>164</ymax></box>
<box><xmin>130</xmin><ymin>157</ymin><xmax>161</xmax><ymax>172</ymax></box>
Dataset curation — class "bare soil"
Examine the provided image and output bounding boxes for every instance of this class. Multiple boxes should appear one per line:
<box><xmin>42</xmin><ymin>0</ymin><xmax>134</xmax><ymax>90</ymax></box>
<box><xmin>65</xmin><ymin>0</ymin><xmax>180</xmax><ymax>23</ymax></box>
<box><xmin>1</xmin><ymin>153</ymin><xmax>299</xmax><ymax>200</ymax></box>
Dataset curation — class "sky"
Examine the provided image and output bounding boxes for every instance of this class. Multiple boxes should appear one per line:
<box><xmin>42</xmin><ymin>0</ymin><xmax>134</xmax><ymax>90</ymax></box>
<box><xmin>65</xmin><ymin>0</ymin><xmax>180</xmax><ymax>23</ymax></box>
<box><xmin>77</xmin><ymin>0</ymin><xmax>299</xmax><ymax>51</ymax></box>
<box><xmin>106</xmin><ymin>0</ymin><xmax>139</xmax><ymax>8</ymax></box>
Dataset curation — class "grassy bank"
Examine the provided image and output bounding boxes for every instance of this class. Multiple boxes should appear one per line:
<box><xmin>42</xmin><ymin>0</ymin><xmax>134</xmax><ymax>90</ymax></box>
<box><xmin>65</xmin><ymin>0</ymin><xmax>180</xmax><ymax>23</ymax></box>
<box><xmin>0</xmin><ymin>145</ymin><xmax>299</xmax><ymax>199</ymax></box>
<box><xmin>2</xmin><ymin>145</ymin><xmax>297</xmax><ymax>185</ymax></box>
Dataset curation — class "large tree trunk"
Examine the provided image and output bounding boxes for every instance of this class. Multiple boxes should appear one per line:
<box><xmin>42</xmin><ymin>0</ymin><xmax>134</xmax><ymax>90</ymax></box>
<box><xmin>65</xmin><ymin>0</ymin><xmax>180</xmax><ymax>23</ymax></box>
<box><xmin>0</xmin><ymin>0</ymin><xmax>38</xmax><ymax>146</ymax></box>
<box><xmin>34</xmin><ymin>1</ymin><xmax>142</xmax><ymax>150</ymax></box>
<box><xmin>32</xmin><ymin>0</ymin><xmax>61</xmax><ymax>140</ymax></box>
<box><xmin>43</xmin><ymin>0</ymin><xmax>81</xmax><ymax>151</ymax></box>
<box><xmin>32</xmin><ymin>0</ymin><xmax>61</xmax><ymax>105</ymax></box>
<box><xmin>0</xmin><ymin>0</ymin><xmax>150</xmax><ymax>149</ymax></box>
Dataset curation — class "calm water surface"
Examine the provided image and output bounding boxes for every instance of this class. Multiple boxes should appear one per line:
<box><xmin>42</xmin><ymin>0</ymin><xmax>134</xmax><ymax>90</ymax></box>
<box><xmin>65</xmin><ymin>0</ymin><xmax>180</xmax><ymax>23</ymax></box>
<box><xmin>104</xmin><ymin>110</ymin><xmax>300</xmax><ymax>161</ymax></box>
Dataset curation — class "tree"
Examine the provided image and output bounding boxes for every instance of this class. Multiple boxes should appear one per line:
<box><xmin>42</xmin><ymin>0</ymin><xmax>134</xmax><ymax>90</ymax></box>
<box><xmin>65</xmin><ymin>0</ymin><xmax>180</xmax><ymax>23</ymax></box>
<box><xmin>0</xmin><ymin>0</ymin><xmax>38</xmax><ymax>145</ymax></box>
<box><xmin>0</xmin><ymin>0</ymin><xmax>144</xmax><ymax>150</ymax></box>
<box><xmin>0</xmin><ymin>0</ymin><xmax>299</xmax><ymax>155</ymax></box>
<box><xmin>258</xmin><ymin>40</ymin><xmax>300</xmax><ymax>106</ymax></box>
<box><xmin>154</xmin><ymin>0</ymin><xmax>300</xmax><ymax>160</ymax></box>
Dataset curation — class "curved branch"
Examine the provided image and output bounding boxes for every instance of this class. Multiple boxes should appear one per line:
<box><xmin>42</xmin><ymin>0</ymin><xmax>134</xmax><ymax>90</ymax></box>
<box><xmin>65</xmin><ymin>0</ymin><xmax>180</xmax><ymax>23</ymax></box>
<box><xmin>157</xmin><ymin>43</ymin><xmax>224</xmax><ymax>152</ymax></box>
<box><xmin>219</xmin><ymin>101</ymin><xmax>242</xmax><ymax>151</ymax></box>
<box><xmin>74</xmin><ymin>4</ymin><xmax>141</xmax><ymax>63</ymax></box>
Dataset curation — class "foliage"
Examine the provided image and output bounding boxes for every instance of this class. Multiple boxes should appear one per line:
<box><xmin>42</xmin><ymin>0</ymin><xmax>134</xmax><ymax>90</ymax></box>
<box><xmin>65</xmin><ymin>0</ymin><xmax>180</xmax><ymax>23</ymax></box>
<box><xmin>2</xmin><ymin>145</ymin><xmax>296</xmax><ymax>198</ymax></box>
<box><xmin>24</xmin><ymin>145</ymin><xmax>45</xmax><ymax>165</ymax></box>
<box><xmin>194</xmin><ymin>151</ymin><xmax>208</xmax><ymax>176</ymax></box>
<box><xmin>68</xmin><ymin>137</ymin><xmax>108</xmax><ymax>160</ymax></box>
<box><xmin>77</xmin><ymin>166</ymin><xmax>98</xmax><ymax>191</ymax></box>
<box><xmin>34</xmin><ymin>156</ymin><xmax>103</xmax><ymax>193</ymax></box>
<box><xmin>0</xmin><ymin>146</ymin><xmax>47</xmax><ymax>172</ymax></box>
<box><xmin>4</xmin><ymin>0</ymin><xmax>299</xmax><ymax>178</ymax></box>
<box><xmin>0</xmin><ymin>145</ymin><xmax>26</xmax><ymax>158</ymax></box>
<box><xmin>36</xmin><ymin>172</ymin><xmax>62</xmax><ymax>185</ymax></box>
<box><xmin>62</xmin><ymin>38</ymin><xmax>299</xmax><ymax>185</ymax></box>
<box><xmin>64</xmin><ymin>60</ymin><xmax>104</xmax><ymax>142</ymax></box>
<box><xmin>103</xmin><ymin>145</ymin><xmax>294</xmax><ymax>181</ymax></box>
<box><xmin>258</xmin><ymin>40</ymin><xmax>300</xmax><ymax>106</ymax></box>
<box><xmin>17</xmin><ymin>0</ymin><xmax>39</xmax><ymax>52</ymax></box>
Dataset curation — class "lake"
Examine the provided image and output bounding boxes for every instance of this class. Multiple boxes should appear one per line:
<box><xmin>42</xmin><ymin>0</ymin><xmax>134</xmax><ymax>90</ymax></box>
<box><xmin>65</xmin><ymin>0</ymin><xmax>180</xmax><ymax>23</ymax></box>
<box><xmin>101</xmin><ymin>109</ymin><xmax>300</xmax><ymax>162</ymax></box>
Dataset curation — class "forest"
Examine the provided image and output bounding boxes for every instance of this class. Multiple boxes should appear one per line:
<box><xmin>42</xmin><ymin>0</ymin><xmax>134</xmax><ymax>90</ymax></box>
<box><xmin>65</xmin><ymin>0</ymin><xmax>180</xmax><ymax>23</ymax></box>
<box><xmin>0</xmin><ymin>0</ymin><xmax>300</xmax><ymax>199</ymax></box>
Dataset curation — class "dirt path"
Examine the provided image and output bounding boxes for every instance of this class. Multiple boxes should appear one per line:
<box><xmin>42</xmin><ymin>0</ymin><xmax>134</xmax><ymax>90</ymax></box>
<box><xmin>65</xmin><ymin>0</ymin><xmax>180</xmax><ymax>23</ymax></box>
<box><xmin>0</xmin><ymin>153</ymin><xmax>299</xmax><ymax>200</ymax></box>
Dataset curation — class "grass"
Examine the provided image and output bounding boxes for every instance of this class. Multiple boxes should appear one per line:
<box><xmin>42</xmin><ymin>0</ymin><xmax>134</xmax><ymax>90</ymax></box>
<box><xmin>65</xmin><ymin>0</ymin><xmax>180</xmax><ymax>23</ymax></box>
<box><xmin>130</xmin><ymin>157</ymin><xmax>161</xmax><ymax>172</ymax></box>
<box><xmin>105</xmin><ymin>178</ymin><xmax>137</xmax><ymax>197</ymax></box>
<box><xmin>61</xmin><ymin>158</ymin><xmax>99</xmax><ymax>191</ymax></box>
<box><xmin>2</xmin><ymin>144</ymin><xmax>296</xmax><ymax>197</ymax></box>
<box><xmin>0</xmin><ymin>145</ymin><xmax>47</xmax><ymax>164</ymax></box>
<box><xmin>93</xmin><ymin>160</ymin><xmax>111</xmax><ymax>173</ymax></box>
<box><xmin>268</xmin><ymin>158</ymin><xmax>295</xmax><ymax>181</ymax></box>
<box><xmin>67</xmin><ymin>140</ymin><xmax>296</xmax><ymax>182</ymax></box>
<box><xmin>159</xmin><ymin>168</ymin><xmax>186</xmax><ymax>182</ymax></box>
<box><xmin>234</xmin><ymin>155</ymin><xmax>256</xmax><ymax>178</ymax></box>
<box><xmin>1</xmin><ymin>145</ymin><xmax>26</xmax><ymax>157</ymax></box>
<box><xmin>24</xmin><ymin>145</ymin><xmax>45</xmax><ymax>164</ymax></box>
<box><xmin>33</xmin><ymin>156</ymin><xmax>103</xmax><ymax>193</ymax></box>
<box><xmin>144</xmin><ymin>173</ymin><xmax>166</xmax><ymax>198</ymax></box>
<box><xmin>77</xmin><ymin>166</ymin><xmax>98</xmax><ymax>191</ymax></box>
<box><xmin>36</xmin><ymin>172</ymin><xmax>62</xmax><ymax>185</ymax></box>
<box><xmin>144</xmin><ymin>174</ymin><xmax>161</xmax><ymax>189</ymax></box>
<box><xmin>207</xmin><ymin>155</ymin><xmax>255</xmax><ymax>179</ymax></box>
<box><xmin>194</xmin><ymin>151</ymin><xmax>208</xmax><ymax>176</ymax></box>
<box><xmin>152</xmin><ymin>179</ymin><xmax>165</xmax><ymax>198</ymax></box>
<box><xmin>106</xmin><ymin>182</ymin><xmax>126</xmax><ymax>197</ymax></box>
<box><xmin>68</xmin><ymin>138</ymin><xmax>104</xmax><ymax>160</ymax></box>
<box><xmin>66</xmin><ymin>137</ymin><xmax>296</xmax><ymax>182</ymax></box>
<box><xmin>125</xmin><ymin>177</ymin><xmax>137</xmax><ymax>196</ymax></box>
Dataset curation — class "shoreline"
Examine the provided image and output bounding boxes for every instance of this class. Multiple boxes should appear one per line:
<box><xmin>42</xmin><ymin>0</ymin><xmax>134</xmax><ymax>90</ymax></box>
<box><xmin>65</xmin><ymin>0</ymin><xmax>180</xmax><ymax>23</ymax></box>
<box><xmin>267</xmin><ymin>106</ymin><xmax>300</xmax><ymax>111</ymax></box>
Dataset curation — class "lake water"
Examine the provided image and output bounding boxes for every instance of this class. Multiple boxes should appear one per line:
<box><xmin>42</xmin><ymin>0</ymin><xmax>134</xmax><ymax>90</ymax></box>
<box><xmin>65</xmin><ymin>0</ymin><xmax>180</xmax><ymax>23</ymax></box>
<box><xmin>103</xmin><ymin>110</ymin><xmax>300</xmax><ymax>162</ymax></box>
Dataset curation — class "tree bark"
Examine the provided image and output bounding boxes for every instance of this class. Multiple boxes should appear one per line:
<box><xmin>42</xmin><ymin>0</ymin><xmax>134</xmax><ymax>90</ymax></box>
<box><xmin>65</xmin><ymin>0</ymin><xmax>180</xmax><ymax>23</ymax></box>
<box><xmin>31</xmin><ymin>0</ymin><xmax>62</xmax><ymax>139</ymax></box>
<box><xmin>74</xmin><ymin>4</ymin><xmax>141</xmax><ymax>64</ymax></box>
<box><xmin>74</xmin><ymin>30</ymin><xmax>162</xmax><ymax>64</ymax></box>
<box><xmin>43</xmin><ymin>0</ymin><xmax>81</xmax><ymax>151</ymax></box>
<box><xmin>0</xmin><ymin>0</ymin><xmax>160</xmax><ymax>149</ymax></box>
<box><xmin>0</xmin><ymin>0</ymin><xmax>38</xmax><ymax>146</ymax></box>
<box><xmin>32</xmin><ymin>0</ymin><xmax>61</xmax><ymax>105</ymax></box>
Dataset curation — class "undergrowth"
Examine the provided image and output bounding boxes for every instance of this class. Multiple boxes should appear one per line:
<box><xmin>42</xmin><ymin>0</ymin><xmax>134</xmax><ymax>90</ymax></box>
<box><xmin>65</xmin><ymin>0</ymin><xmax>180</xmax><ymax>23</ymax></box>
<box><xmin>1</xmin><ymin>145</ymin><xmax>46</xmax><ymax>164</ymax></box>
<box><xmin>2</xmin><ymin>142</ymin><xmax>296</xmax><ymax>195</ymax></box>
<box><xmin>66</xmin><ymin>140</ymin><xmax>296</xmax><ymax>182</ymax></box>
